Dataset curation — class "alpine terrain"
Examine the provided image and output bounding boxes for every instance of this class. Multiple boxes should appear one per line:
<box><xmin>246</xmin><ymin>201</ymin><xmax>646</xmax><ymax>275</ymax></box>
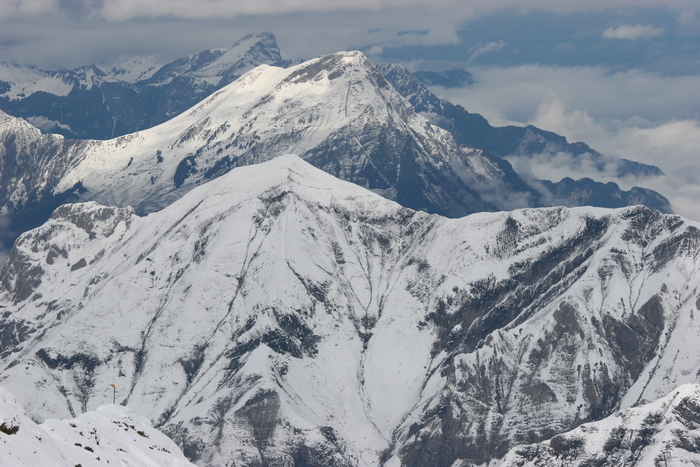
<box><xmin>0</xmin><ymin>156</ymin><xmax>699</xmax><ymax>466</ymax></box>
<box><xmin>0</xmin><ymin>386</ymin><xmax>196</xmax><ymax>466</ymax></box>
<box><xmin>493</xmin><ymin>383</ymin><xmax>700</xmax><ymax>466</ymax></box>
<box><xmin>0</xmin><ymin>33</ymin><xmax>288</xmax><ymax>139</ymax></box>
<box><xmin>0</xmin><ymin>50</ymin><xmax>671</xmax><ymax>253</ymax></box>
<box><xmin>378</xmin><ymin>63</ymin><xmax>663</xmax><ymax>180</ymax></box>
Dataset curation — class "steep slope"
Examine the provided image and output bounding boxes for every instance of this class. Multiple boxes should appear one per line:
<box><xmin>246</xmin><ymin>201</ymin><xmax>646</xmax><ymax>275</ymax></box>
<box><xmin>378</xmin><ymin>63</ymin><xmax>664</xmax><ymax>180</ymax></box>
<box><xmin>0</xmin><ymin>62</ymin><xmax>74</xmax><ymax>100</ymax></box>
<box><xmin>377</xmin><ymin>63</ymin><xmax>670</xmax><ymax>214</ymax></box>
<box><xmin>0</xmin><ymin>111</ymin><xmax>90</xmax><ymax>246</ymax></box>
<box><xmin>0</xmin><ymin>33</ymin><xmax>286</xmax><ymax>139</ymax></box>
<box><xmin>141</xmin><ymin>32</ymin><xmax>284</xmax><ymax>89</ymax></box>
<box><xmin>0</xmin><ymin>386</ymin><xmax>196</xmax><ymax>467</ymax></box>
<box><xmin>493</xmin><ymin>384</ymin><xmax>700</xmax><ymax>466</ymax></box>
<box><xmin>0</xmin><ymin>50</ymin><xmax>546</xmax><ymax>246</ymax></box>
<box><xmin>101</xmin><ymin>55</ymin><xmax>163</xmax><ymax>83</ymax></box>
<box><xmin>0</xmin><ymin>156</ymin><xmax>699</xmax><ymax>466</ymax></box>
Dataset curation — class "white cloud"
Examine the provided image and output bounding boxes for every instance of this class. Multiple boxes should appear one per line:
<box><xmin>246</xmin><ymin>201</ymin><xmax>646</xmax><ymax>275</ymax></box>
<box><xmin>468</xmin><ymin>41</ymin><xmax>506</xmax><ymax>62</ymax></box>
<box><xmin>428</xmin><ymin>65</ymin><xmax>700</xmax><ymax>221</ymax></box>
<box><xmin>2</xmin><ymin>0</ymin><xmax>700</xmax><ymax>21</ymax></box>
<box><xmin>431</xmin><ymin>65</ymin><xmax>700</xmax><ymax>125</ymax></box>
<box><xmin>602</xmin><ymin>24</ymin><xmax>664</xmax><ymax>40</ymax></box>
<box><xmin>678</xmin><ymin>9</ymin><xmax>698</xmax><ymax>26</ymax></box>
<box><xmin>0</xmin><ymin>0</ymin><xmax>58</xmax><ymax>20</ymax></box>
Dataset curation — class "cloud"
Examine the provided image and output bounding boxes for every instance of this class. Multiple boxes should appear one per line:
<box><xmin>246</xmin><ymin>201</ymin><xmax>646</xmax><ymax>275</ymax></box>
<box><xmin>427</xmin><ymin>65</ymin><xmax>700</xmax><ymax>221</ymax></box>
<box><xmin>677</xmin><ymin>9</ymin><xmax>699</xmax><ymax>27</ymax></box>
<box><xmin>530</xmin><ymin>113</ymin><xmax>700</xmax><ymax>222</ymax></box>
<box><xmin>2</xmin><ymin>0</ymin><xmax>699</xmax><ymax>22</ymax></box>
<box><xmin>431</xmin><ymin>65</ymin><xmax>700</xmax><ymax>125</ymax></box>
<box><xmin>602</xmin><ymin>24</ymin><xmax>664</xmax><ymax>40</ymax></box>
<box><xmin>468</xmin><ymin>41</ymin><xmax>506</xmax><ymax>62</ymax></box>
<box><xmin>515</xmin><ymin>105</ymin><xmax>700</xmax><ymax>221</ymax></box>
<box><xmin>0</xmin><ymin>0</ymin><xmax>58</xmax><ymax>20</ymax></box>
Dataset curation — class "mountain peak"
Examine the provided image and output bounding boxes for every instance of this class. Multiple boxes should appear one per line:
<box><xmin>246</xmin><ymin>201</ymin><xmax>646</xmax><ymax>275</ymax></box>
<box><xmin>1</xmin><ymin>153</ymin><xmax>699</xmax><ymax>466</ymax></box>
<box><xmin>232</xmin><ymin>31</ymin><xmax>278</xmax><ymax>49</ymax></box>
<box><xmin>282</xmin><ymin>50</ymin><xmax>389</xmax><ymax>90</ymax></box>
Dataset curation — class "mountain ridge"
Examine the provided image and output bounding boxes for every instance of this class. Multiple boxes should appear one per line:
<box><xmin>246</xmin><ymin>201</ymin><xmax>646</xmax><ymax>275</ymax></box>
<box><xmin>0</xmin><ymin>386</ymin><xmax>196</xmax><ymax>467</ymax></box>
<box><xmin>0</xmin><ymin>155</ymin><xmax>699</xmax><ymax>466</ymax></box>
<box><xmin>0</xmin><ymin>50</ymin><xmax>554</xmax><ymax>252</ymax></box>
<box><xmin>378</xmin><ymin>62</ymin><xmax>663</xmax><ymax>180</ymax></box>
<box><xmin>0</xmin><ymin>32</ymin><xmax>287</xmax><ymax>139</ymax></box>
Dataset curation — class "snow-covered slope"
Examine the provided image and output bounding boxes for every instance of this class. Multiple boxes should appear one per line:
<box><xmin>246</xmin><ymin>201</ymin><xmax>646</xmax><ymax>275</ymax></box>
<box><xmin>0</xmin><ymin>33</ymin><xmax>286</xmax><ymax>140</ymax></box>
<box><xmin>492</xmin><ymin>383</ymin><xmax>700</xmax><ymax>466</ymax></box>
<box><xmin>141</xmin><ymin>32</ymin><xmax>283</xmax><ymax>90</ymax></box>
<box><xmin>0</xmin><ymin>62</ymin><xmax>74</xmax><ymax>99</ymax></box>
<box><xmin>0</xmin><ymin>386</ymin><xmax>195</xmax><ymax>467</ymax></box>
<box><xmin>378</xmin><ymin>63</ymin><xmax>665</xmax><ymax>181</ymax></box>
<box><xmin>101</xmin><ymin>55</ymin><xmax>163</xmax><ymax>83</ymax></box>
<box><xmin>0</xmin><ymin>49</ymin><xmax>545</xmax><ymax>246</ymax></box>
<box><xmin>0</xmin><ymin>156</ymin><xmax>699</xmax><ymax>466</ymax></box>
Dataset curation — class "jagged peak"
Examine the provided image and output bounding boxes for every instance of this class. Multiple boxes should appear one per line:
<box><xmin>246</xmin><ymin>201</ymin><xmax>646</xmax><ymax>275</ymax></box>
<box><xmin>231</xmin><ymin>31</ymin><xmax>278</xmax><ymax>49</ymax></box>
<box><xmin>279</xmin><ymin>50</ymin><xmax>390</xmax><ymax>92</ymax></box>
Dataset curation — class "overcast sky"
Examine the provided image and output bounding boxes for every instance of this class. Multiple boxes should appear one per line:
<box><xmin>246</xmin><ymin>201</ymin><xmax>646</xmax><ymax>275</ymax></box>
<box><xmin>1</xmin><ymin>0</ymin><xmax>699</xmax><ymax>219</ymax></box>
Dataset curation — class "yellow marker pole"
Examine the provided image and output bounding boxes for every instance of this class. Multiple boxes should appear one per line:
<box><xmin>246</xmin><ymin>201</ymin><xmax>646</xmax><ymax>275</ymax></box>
<box><xmin>110</xmin><ymin>384</ymin><xmax>123</xmax><ymax>404</ymax></box>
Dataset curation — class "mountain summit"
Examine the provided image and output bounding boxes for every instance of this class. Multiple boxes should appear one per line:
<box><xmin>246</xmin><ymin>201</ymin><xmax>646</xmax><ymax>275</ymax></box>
<box><xmin>0</xmin><ymin>50</ymin><xmax>555</xmax><ymax>243</ymax></box>
<box><xmin>0</xmin><ymin>33</ymin><xmax>286</xmax><ymax>139</ymax></box>
<box><xmin>1</xmin><ymin>156</ymin><xmax>699</xmax><ymax>466</ymax></box>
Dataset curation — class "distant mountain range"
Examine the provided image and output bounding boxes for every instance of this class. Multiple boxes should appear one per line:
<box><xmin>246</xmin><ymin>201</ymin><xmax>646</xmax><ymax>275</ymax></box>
<box><xmin>0</xmin><ymin>32</ymin><xmax>698</xmax><ymax>467</ymax></box>
<box><xmin>0</xmin><ymin>48</ymin><xmax>670</xmax><ymax>254</ymax></box>
<box><xmin>0</xmin><ymin>35</ymin><xmax>670</xmax><ymax>230</ymax></box>
<box><xmin>0</xmin><ymin>33</ymin><xmax>290</xmax><ymax>140</ymax></box>
<box><xmin>1</xmin><ymin>155</ymin><xmax>698</xmax><ymax>466</ymax></box>
<box><xmin>378</xmin><ymin>63</ymin><xmax>663</xmax><ymax>180</ymax></box>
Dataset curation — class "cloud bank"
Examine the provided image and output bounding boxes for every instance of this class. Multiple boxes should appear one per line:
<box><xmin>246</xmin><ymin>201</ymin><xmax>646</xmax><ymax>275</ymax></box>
<box><xmin>602</xmin><ymin>24</ymin><xmax>664</xmax><ymax>40</ymax></box>
<box><xmin>429</xmin><ymin>65</ymin><xmax>700</xmax><ymax>221</ymax></box>
<box><xmin>2</xmin><ymin>0</ymin><xmax>700</xmax><ymax>21</ymax></box>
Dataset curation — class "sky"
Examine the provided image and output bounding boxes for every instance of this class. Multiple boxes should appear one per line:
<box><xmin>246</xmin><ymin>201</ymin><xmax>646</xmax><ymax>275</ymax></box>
<box><xmin>1</xmin><ymin>0</ymin><xmax>699</xmax><ymax>220</ymax></box>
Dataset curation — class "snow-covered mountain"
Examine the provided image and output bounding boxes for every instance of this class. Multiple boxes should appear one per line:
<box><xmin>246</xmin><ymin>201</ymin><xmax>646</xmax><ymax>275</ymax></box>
<box><xmin>492</xmin><ymin>383</ymin><xmax>700</xmax><ymax>466</ymax></box>
<box><xmin>141</xmin><ymin>32</ymin><xmax>284</xmax><ymax>90</ymax></box>
<box><xmin>0</xmin><ymin>62</ymin><xmax>75</xmax><ymax>100</ymax></box>
<box><xmin>101</xmin><ymin>55</ymin><xmax>163</xmax><ymax>83</ymax></box>
<box><xmin>0</xmin><ymin>386</ymin><xmax>196</xmax><ymax>466</ymax></box>
<box><xmin>0</xmin><ymin>33</ymin><xmax>286</xmax><ymax>139</ymax></box>
<box><xmin>0</xmin><ymin>155</ymin><xmax>699</xmax><ymax>466</ymax></box>
<box><xmin>378</xmin><ymin>63</ymin><xmax>664</xmax><ymax>181</ymax></box>
<box><xmin>0</xmin><ymin>49</ymin><xmax>673</xmax><ymax>254</ymax></box>
<box><xmin>0</xmin><ymin>50</ymin><xmax>557</xmax><ymax>246</ymax></box>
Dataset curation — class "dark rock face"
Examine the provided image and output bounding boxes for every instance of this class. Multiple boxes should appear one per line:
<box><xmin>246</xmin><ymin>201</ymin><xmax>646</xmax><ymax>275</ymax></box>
<box><xmin>541</xmin><ymin>178</ymin><xmax>672</xmax><ymax>213</ymax></box>
<box><xmin>0</xmin><ymin>120</ymin><xmax>91</xmax><ymax>250</ymax></box>
<box><xmin>389</xmin><ymin>206</ymin><xmax>698</xmax><ymax>467</ymax></box>
<box><xmin>304</xmin><ymin>122</ymin><xmax>495</xmax><ymax>218</ymax></box>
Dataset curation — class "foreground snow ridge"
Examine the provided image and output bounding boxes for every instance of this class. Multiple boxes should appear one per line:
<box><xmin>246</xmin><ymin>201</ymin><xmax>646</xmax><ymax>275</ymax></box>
<box><xmin>0</xmin><ymin>386</ymin><xmax>195</xmax><ymax>467</ymax></box>
<box><xmin>2</xmin><ymin>156</ymin><xmax>700</xmax><ymax>466</ymax></box>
